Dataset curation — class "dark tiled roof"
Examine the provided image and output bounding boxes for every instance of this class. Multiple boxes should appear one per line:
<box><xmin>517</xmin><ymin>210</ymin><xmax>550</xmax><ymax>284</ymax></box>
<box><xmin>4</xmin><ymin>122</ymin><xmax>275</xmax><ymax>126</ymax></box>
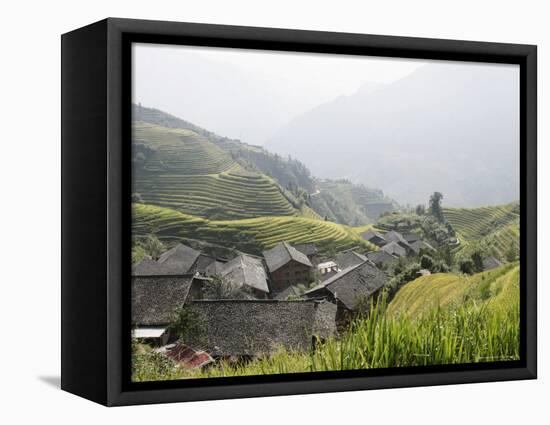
<box><xmin>194</xmin><ymin>254</ymin><xmax>217</xmax><ymax>274</ymax></box>
<box><xmin>220</xmin><ymin>254</ymin><xmax>269</xmax><ymax>293</ymax></box>
<box><xmin>263</xmin><ymin>242</ymin><xmax>313</xmax><ymax>273</ymax></box>
<box><xmin>409</xmin><ymin>240</ymin><xmax>436</xmax><ymax>254</ymax></box>
<box><xmin>204</xmin><ymin>260</ymin><xmax>225</xmax><ymax>276</ymax></box>
<box><xmin>384</xmin><ymin>231</ymin><xmax>410</xmax><ymax>247</ymax></box>
<box><xmin>483</xmin><ymin>256</ymin><xmax>503</xmax><ymax>271</ymax></box>
<box><xmin>314</xmin><ymin>261</ymin><xmax>388</xmax><ymax>310</ymax></box>
<box><xmin>132</xmin><ymin>276</ymin><xmax>195</xmax><ymax>326</ymax></box>
<box><xmin>157</xmin><ymin>244</ymin><xmax>201</xmax><ymax>274</ymax></box>
<box><xmin>336</xmin><ymin>250</ymin><xmax>367</xmax><ymax>269</ymax></box>
<box><xmin>186</xmin><ymin>299</ymin><xmax>336</xmax><ymax>357</ymax></box>
<box><xmin>132</xmin><ymin>257</ymin><xmax>166</xmax><ymax>276</ymax></box>
<box><xmin>361</xmin><ymin>230</ymin><xmax>386</xmax><ymax>243</ymax></box>
<box><xmin>366</xmin><ymin>250</ymin><xmax>398</xmax><ymax>265</ymax></box>
<box><xmin>292</xmin><ymin>243</ymin><xmax>318</xmax><ymax>257</ymax></box>
<box><xmin>381</xmin><ymin>241</ymin><xmax>407</xmax><ymax>257</ymax></box>
<box><xmin>404</xmin><ymin>233</ymin><xmax>422</xmax><ymax>243</ymax></box>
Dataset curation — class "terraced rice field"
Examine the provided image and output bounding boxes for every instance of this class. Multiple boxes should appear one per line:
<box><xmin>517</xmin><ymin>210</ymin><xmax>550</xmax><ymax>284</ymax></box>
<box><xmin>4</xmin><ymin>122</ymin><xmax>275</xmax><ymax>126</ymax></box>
<box><xmin>387</xmin><ymin>263</ymin><xmax>519</xmax><ymax>319</ymax></box>
<box><xmin>132</xmin><ymin>203</ymin><xmax>376</xmax><ymax>256</ymax></box>
<box><xmin>133</xmin><ymin>122</ymin><xmax>296</xmax><ymax>219</ymax></box>
<box><xmin>443</xmin><ymin>202</ymin><xmax>520</xmax><ymax>258</ymax></box>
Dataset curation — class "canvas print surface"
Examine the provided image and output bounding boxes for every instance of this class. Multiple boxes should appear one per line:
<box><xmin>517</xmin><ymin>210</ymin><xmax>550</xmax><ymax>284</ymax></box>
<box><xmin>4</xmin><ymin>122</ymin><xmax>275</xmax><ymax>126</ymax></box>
<box><xmin>130</xmin><ymin>43</ymin><xmax>520</xmax><ymax>382</ymax></box>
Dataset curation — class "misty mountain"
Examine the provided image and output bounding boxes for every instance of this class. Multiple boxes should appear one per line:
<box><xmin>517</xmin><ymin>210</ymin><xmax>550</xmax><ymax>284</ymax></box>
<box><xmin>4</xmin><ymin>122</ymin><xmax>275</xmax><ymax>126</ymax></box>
<box><xmin>266</xmin><ymin>62</ymin><xmax>519</xmax><ymax>207</ymax></box>
<box><xmin>133</xmin><ymin>46</ymin><xmax>334</xmax><ymax>145</ymax></box>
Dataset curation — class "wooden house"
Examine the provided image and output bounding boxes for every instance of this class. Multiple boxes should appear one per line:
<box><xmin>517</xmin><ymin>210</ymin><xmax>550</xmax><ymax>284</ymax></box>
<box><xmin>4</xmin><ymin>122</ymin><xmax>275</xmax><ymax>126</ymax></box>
<box><xmin>381</xmin><ymin>240</ymin><xmax>407</xmax><ymax>257</ymax></box>
<box><xmin>218</xmin><ymin>254</ymin><xmax>270</xmax><ymax>298</ymax></box>
<box><xmin>366</xmin><ymin>250</ymin><xmax>398</xmax><ymax>268</ymax></box>
<box><xmin>156</xmin><ymin>243</ymin><xmax>202</xmax><ymax>274</ymax></box>
<box><xmin>304</xmin><ymin>260</ymin><xmax>388</xmax><ymax>324</ymax></box>
<box><xmin>263</xmin><ymin>242</ymin><xmax>313</xmax><ymax>293</ymax></box>
<box><xmin>131</xmin><ymin>274</ymin><xmax>204</xmax><ymax>346</ymax></box>
<box><xmin>360</xmin><ymin>229</ymin><xmax>387</xmax><ymax>247</ymax></box>
<box><xmin>384</xmin><ymin>230</ymin><xmax>413</xmax><ymax>254</ymax></box>
<box><xmin>336</xmin><ymin>250</ymin><xmax>368</xmax><ymax>269</ymax></box>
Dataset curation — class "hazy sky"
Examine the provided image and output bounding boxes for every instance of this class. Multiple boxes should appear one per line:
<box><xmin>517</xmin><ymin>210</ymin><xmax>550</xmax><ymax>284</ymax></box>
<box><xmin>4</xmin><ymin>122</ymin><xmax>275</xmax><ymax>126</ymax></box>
<box><xmin>133</xmin><ymin>43</ymin><xmax>425</xmax><ymax>144</ymax></box>
<box><xmin>132</xmin><ymin>43</ymin><xmax>519</xmax><ymax>207</ymax></box>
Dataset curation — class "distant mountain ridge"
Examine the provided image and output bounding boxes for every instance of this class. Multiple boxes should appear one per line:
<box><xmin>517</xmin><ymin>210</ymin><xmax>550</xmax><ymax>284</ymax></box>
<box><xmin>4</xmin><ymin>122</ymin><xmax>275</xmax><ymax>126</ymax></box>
<box><xmin>266</xmin><ymin>63</ymin><xmax>519</xmax><ymax>207</ymax></box>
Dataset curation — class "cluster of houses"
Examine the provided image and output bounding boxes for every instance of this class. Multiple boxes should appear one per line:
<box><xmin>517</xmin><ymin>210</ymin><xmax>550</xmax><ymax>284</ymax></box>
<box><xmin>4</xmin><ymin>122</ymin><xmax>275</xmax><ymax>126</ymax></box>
<box><xmin>360</xmin><ymin>229</ymin><xmax>436</xmax><ymax>259</ymax></box>
<box><xmin>132</xmin><ymin>240</ymin><xmax>390</xmax><ymax>368</ymax></box>
<box><xmin>132</xmin><ymin>227</ymin><xmax>504</xmax><ymax>370</ymax></box>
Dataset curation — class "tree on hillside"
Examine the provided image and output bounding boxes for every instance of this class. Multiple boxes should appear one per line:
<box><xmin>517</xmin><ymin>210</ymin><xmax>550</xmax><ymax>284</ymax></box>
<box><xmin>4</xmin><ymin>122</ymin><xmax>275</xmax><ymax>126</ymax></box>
<box><xmin>420</xmin><ymin>254</ymin><xmax>434</xmax><ymax>270</ymax></box>
<box><xmin>506</xmin><ymin>241</ymin><xmax>518</xmax><ymax>262</ymax></box>
<box><xmin>471</xmin><ymin>250</ymin><xmax>484</xmax><ymax>273</ymax></box>
<box><xmin>429</xmin><ymin>192</ymin><xmax>444</xmax><ymax>223</ymax></box>
<box><xmin>459</xmin><ymin>258</ymin><xmax>474</xmax><ymax>275</ymax></box>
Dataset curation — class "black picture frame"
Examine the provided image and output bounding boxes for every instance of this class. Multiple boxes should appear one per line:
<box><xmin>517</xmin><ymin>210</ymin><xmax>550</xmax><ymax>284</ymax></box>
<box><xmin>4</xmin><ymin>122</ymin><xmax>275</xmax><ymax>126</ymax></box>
<box><xmin>61</xmin><ymin>17</ymin><xmax>537</xmax><ymax>406</ymax></box>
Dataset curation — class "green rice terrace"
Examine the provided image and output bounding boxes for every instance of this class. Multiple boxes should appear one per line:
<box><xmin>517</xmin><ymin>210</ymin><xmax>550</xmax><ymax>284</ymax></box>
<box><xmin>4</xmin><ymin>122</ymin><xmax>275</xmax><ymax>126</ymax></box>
<box><xmin>443</xmin><ymin>202</ymin><xmax>520</xmax><ymax>258</ymax></box>
<box><xmin>132</xmin><ymin>203</ymin><xmax>376</xmax><ymax>257</ymax></box>
<box><xmin>133</xmin><ymin>263</ymin><xmax>519</xmax><ymax>381</ymax></box>
<box><xmin>133</xmin><ymin>122</ymin><xmax>296</xmax><ymax>219</ymax></box>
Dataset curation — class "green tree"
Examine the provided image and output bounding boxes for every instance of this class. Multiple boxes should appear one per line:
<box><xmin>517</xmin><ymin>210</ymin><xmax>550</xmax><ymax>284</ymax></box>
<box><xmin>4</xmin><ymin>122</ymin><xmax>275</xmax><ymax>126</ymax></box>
<box><xmin>429</xmin><ymin>192</ymin><xmax>444</xmax><ymax>223</ymax></box>
<box><xmin>506</xmin><ymin>242</ymin><xmax>518</xmax><ymax>262</ymax></box>
<box><xmin>142</xmin><ymin>234</ymin><xmax>164</xmax><ymax>260</ymax></box>
<box><xmin>415</xmin><ymin>204</ymin><xmax>426</xmax><ymax>215</ymax></box>
<box><xmin>438</xmin><ymin>245</ymin><xmax>454</xmax><ymax>267</ymax></box>
<box><xmin>471</xmin><ymin>250</ymin><xmax>484</xmax><ymax>273</ymax></box>
<box><xmin>459</xmin><ymin>258</ymin><xmax>474</xmax><ymax>275</ymax></box>
<box><xmin>169</xmin><ymin>305</ymin><xmax>205</xmax><ymax>342</ymax></box>
<box><xmin>420</xmin><ymin>254</ymin><xmax>434</xmax><ymax>270</ymax></box>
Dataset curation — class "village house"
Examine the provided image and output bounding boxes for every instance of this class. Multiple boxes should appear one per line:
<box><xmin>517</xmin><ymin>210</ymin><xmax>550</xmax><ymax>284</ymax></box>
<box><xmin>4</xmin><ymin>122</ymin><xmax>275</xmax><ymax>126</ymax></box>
<box><xmin>204</xmin><ymin>259</ymin><xmax>225</xmax><ymax>276</ymax></box>
<box><xmin>360</xmin><ymin>229</ymin><xmax>387</xmax><ymax>247</ymax></box>
<box><xmin>381</xmin><ymin>240</ymin><xmax>408</xmax><ymax>257</ymax></box>
<box><xmin>193</xmin><ymin>252</ymin><xmax>220</xmax><ymax>275</ymax></box>
<box><xmin>156</xmin><ymin>243</ymin><xmax>202</xmax><ymax>274</ymax></box>
<box><xmin>304</xmin><ymin>260</ymin><xmax>388</xmax><ymax>324</ymax></box>
<box><xmin>218</xmin><ymin>254</ymin><xmax>270</xmax><ymax>298</ymax></box>
<box><xmin>131</xmin><ymin>274</ymin><xmax>206</xmax><ymax>346</ymax></box>
<box><xmin>366</xmin><ymin>250</ymin><xmax>398</xmax><ymax>268</ymax></box>
<box><xmin>263</xmin><ymin>242</ymin><xmax>313</xmax><ymax>293</ymax></box>
<box><xmin>384</xmin><ymin>230</ymin><xmax>413</xmax><ymax>253</ymax></box>
<box><xmin>185</xmin><ymin>299</ymin><xmax>337</xmax><ymax>358</ymax></box>
<box><xmin>336</xmin><ymin>250</ymin><xmax>368</xmax><ymax>269</ymax></box>
<box><xmin>317</xmin><ymin>260</ymin><xmax>340</xmax><ymax>281</ymax></box>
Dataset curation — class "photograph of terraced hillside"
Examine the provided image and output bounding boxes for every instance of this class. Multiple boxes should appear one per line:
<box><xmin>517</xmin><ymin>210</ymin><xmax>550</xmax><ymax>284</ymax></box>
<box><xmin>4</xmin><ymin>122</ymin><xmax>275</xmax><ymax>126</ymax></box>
<box><xmin>130</xmin><ymin>43</ymin><xmax>520</xmax><ymax>382</ymax></box>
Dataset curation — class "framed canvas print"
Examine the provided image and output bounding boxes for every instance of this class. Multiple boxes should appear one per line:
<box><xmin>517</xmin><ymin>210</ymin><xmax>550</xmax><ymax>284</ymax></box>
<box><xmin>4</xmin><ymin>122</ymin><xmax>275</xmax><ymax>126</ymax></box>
<box><xmin>61</xmin><ymin>18</ymin><xmax>537</xmax><ymax>406</ymax></box>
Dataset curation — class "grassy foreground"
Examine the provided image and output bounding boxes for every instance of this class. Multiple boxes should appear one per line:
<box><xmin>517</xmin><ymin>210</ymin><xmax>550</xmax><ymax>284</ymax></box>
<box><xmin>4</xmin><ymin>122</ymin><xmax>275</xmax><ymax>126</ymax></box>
<box><xmin>132</xmin><ymin>265</ymin><xmax>520</xmax><ymax>382</ymax></box>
